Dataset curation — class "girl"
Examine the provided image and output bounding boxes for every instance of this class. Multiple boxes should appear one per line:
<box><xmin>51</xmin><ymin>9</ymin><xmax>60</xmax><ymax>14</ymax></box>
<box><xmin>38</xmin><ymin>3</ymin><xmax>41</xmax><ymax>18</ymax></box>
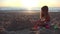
<box><xmin>40</xmin><ymin>6</ymin><xmax>50</xmax><ymax>29</ymax></box>
<box><xmin>33</xmin><ymin>6</ymin><xmax>50</xmax><ymax>30</ymax></box>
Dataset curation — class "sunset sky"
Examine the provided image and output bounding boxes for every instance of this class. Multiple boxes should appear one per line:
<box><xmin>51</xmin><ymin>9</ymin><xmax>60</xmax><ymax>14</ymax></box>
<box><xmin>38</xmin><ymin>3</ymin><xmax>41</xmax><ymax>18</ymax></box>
<box><xmin>0</xmin><ymin>0</ymin><xmax>60</xmax><ymax>8</ymax></box>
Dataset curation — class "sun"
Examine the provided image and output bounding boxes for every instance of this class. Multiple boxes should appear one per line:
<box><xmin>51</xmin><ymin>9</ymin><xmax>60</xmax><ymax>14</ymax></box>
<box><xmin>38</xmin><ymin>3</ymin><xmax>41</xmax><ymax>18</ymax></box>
<box><xmin>20</xmin><ymin>0</ymin><xmax>39</xmax><ymax>10</ymax></box>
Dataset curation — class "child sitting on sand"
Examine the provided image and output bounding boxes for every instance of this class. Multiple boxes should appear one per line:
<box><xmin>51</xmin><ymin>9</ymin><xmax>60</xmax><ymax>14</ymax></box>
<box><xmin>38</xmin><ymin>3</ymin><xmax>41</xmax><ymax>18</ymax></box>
<box><xmin>33</xmin><ymin>6</ymin><xmax>50</xmax><ymax>30</ymax></box>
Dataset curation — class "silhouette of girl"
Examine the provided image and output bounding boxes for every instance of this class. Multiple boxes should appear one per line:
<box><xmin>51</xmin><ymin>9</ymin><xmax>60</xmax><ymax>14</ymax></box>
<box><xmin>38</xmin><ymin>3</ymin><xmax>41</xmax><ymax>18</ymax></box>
<box><xmin>40</xmin><ymin>6</ymin><xmax>50</xmax><ymax>29</ymax></box>
<box><xmin>33</xmin><ymin>6</ymin><xmax>50</xmax><ymax>30</ymax></box>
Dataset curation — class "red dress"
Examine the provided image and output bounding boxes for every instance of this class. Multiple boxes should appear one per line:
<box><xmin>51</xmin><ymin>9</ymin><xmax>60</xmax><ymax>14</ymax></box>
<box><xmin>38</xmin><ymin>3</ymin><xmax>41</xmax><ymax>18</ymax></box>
<box><xmin>33</xmin><ymin>15</ymin><xmax>50</xmax><ymax>29</ymax></box>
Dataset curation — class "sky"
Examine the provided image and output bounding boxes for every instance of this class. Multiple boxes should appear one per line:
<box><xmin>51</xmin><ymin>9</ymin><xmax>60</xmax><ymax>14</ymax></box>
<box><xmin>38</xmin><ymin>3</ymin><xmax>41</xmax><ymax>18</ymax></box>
<box><xmin>0</xmin><ymin>0</ymin><xmax>60</xmax><ymax>9</ymax></box>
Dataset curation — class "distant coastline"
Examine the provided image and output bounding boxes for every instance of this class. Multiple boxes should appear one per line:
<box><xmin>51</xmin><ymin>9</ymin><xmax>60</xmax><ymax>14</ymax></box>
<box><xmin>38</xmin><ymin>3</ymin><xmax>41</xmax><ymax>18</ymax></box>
<box><xmin>0</xmin><ymin>7</ymin><xmax>60</xmax><ymax>12</ymax></box>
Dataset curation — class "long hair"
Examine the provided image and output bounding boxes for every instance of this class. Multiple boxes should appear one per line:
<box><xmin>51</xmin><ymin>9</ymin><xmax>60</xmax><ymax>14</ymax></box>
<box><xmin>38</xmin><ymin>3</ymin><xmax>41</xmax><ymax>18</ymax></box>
<box><xmin>40</xmin><ymin>6</ymin><xmax>50</xmax><ymax>21</ymax></box>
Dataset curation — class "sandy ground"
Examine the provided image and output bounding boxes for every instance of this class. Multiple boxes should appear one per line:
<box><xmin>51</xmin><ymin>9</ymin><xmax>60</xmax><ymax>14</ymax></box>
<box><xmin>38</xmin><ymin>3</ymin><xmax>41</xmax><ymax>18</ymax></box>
<box><xmin>6</xmin><ymin>28</ymin><xmax>60</xmax><ymax>34</ymax></box>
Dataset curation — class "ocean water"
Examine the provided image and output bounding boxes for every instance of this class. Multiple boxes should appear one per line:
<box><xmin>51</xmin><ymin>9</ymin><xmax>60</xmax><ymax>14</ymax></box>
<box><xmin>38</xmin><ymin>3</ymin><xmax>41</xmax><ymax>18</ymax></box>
<box><xmin>0</xmin><ymin>7</ymin><xmax>60</xmax><ymax>12</ymax></box>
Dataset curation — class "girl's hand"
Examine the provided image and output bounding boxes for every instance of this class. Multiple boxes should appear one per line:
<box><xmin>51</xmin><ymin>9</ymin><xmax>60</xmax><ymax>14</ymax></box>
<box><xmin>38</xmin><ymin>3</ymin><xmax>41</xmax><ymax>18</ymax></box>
<box><xmin>41</xmin><ymin>17</ymin><xmax>45</xmax><ymax>21</ymax></box>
